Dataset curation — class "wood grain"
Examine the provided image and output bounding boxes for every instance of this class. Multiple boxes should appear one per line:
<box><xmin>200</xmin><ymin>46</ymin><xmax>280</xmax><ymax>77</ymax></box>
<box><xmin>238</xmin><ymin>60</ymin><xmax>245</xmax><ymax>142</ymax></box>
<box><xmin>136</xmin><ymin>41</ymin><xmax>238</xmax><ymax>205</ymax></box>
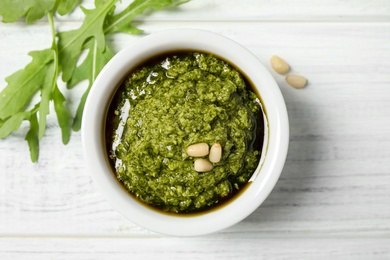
<box><xmin>0</xmin><ymin>0</ymin><xmax>390</xmax><ymax>258</ymax></box>
<box><xmin>0</xmin><ymin>237</ymin><xmax>389</xmax><ymax>260</ymax></box>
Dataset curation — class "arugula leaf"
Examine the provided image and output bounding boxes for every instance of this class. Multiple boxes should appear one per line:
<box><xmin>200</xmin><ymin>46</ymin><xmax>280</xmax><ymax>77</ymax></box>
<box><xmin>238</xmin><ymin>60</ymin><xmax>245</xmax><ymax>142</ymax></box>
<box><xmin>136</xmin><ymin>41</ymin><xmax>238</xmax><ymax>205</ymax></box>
<box><xmin>25</xmin><ymin>113</ymin><xmax>39</xmax><ymax>162</ymax></box>
<box><xmin>57</xmin><ymin>0</ymin><xmax>82</xmax><ymax>16</ymax></box>
<box><xmin>0</xmin><ymin>0</ymin><xmax>56</xmax><ymax>23</ymax></box>
<box><xmin>104</xmin><ymin>0</ymin><xmax>187</xmax><ymax>34</ymax></box>
<box><xmin>0</xmin><ymin>102</ymin><xmax>40</xmax><ymax>139</ymax></box>
<box><xmin>39</xmin><ymin>54</ymin><xmax>56</xmax><ymax>139</ymax></box>
<box><xmin>0</xmin><ymin>0</ymin><xmax>80</xmax><ymax>23</ymax></box>
<box><xmin>0</xmin><ymin>112</ymin><xmax>29</xmax><ymax>139</ymax></box>
<box><xmin>53</xmin><ymin>85</ymin><xmax>71</xmax><ymax>144</ymax></box>
<box><xmin>0</xmin><ymin>49</ymin><xmax>54</xmax><ymax>120</ymax></box>
<box><xmin>69</xmin><ymin>40</ymin><xmax>114</xmax><ymax>131</ymax></box>
<box><xmin>57</xmin><ymin>0</ymin><xmax>116</xmax><ymax>83</ymax></box>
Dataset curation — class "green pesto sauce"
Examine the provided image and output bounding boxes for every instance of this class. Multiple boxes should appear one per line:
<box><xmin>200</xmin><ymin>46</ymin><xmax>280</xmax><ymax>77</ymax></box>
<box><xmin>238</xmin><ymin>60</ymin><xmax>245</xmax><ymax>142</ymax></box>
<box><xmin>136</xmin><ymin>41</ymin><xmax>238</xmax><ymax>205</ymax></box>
<box><xmin>106</xmin><ymin>52</ymin><xmax>264</xmax><ymax>214</ymax></box>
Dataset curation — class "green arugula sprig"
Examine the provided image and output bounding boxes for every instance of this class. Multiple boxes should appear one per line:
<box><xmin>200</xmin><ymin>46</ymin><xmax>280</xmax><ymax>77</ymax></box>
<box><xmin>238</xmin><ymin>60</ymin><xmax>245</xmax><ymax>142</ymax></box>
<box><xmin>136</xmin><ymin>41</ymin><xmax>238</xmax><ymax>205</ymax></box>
<box><xmin>0</xmin><ymin>0</ymin><xmax>189</xmax><ymax>162</ymax></box>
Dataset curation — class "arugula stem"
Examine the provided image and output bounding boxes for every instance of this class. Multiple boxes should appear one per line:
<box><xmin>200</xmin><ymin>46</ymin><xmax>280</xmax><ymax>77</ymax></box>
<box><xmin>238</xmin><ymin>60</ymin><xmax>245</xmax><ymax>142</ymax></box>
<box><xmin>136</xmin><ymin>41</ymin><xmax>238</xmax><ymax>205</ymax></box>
<box><xmin>48</xmin><ymin>12</ymin><xmax>56</xmax><ymax>44</ymax></box>
<box><xmin>47</xmin><ymin>11</ymin><xmax>59</xmax><ymax>89</ymax></box>
<box><xmin>103</xmin><ymin>0</ymin><xmax>150</xmax><ymax>34</ymax></box>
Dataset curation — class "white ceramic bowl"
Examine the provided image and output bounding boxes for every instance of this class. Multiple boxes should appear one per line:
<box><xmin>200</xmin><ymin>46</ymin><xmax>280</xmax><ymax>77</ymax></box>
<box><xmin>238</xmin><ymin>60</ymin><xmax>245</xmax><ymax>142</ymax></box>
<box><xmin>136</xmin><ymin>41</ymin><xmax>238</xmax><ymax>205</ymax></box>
<box><xmin>82</xmin><ymin>29</ymin><xmax>289</xmax><ymax>236</ymax></box>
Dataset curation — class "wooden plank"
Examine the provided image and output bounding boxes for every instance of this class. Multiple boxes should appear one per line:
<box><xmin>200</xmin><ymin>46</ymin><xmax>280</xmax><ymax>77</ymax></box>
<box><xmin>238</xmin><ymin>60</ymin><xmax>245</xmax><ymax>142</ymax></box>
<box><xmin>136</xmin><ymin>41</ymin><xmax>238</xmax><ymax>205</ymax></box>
<box><xmin>0</xmin><ymin>237</ymin><xmax>389</xmax><ymax>259</ymax></box>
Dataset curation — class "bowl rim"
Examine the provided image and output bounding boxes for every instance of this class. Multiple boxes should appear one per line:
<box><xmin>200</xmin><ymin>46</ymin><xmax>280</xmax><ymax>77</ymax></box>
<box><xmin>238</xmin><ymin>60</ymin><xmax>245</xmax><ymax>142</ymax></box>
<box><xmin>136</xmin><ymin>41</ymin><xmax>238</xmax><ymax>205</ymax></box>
<box><xmin>82</xmin><ymin>28</ymin><xmax>289</xmax><ymax>236</ymax></box>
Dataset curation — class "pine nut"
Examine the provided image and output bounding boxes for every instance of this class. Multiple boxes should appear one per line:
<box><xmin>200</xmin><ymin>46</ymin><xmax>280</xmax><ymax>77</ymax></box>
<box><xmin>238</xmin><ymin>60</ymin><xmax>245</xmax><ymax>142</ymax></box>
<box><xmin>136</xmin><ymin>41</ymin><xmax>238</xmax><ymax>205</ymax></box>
<box><xmin>286</xmin><ymin>74</ymin><xmax>307</xmax><ymax>89</ymax></box>
<box><xmin>186</xmin><ymin>143</ymin><xmax>209</xmax><ymax>157</ymax></box>
<box><xmin>270</xmin><ymin>55</ymin><xmax>290</xmax><ymax>74</ymax></box>
<box><xmin>194</xmin><ymin>158</ymin><xmax>213</xmax><ymax>172</ymax></box>
<box><xmin>209</xmin><ymin>142</ymin><xmax>222</xmax><ymax>163</ymax></box>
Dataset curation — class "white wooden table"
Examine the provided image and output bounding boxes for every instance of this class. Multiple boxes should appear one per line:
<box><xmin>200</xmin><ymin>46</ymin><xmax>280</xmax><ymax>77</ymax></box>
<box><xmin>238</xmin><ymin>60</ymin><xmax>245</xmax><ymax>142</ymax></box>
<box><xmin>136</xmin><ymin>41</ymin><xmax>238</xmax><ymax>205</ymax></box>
<box><xmin>1</xmin><ymin>0</ymin><xmax>390</xmax><ymax>259</ymax></box>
